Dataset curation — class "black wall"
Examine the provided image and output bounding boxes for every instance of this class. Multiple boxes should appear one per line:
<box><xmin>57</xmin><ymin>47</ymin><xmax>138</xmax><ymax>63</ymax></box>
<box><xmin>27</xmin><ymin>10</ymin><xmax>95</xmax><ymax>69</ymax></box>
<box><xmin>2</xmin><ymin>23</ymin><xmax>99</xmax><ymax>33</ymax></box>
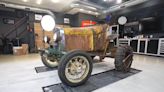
<box><xmin>53</xmin><ymin>12</ymin><xmax>75</xmax><ymax>26</ymax></box>
<box><xmin>0</xmin><ymin>9</ymin><xmax>28</xmax><ymax>45</ymax></box>
<box><xmin>53</xmin><ymin>12</ymin><xmax>99</xmax><ymax>27</ymax></box>
<box><xmin>0</xmin><ymin>8</ymin><xmax>98</xmax><ymax>37</ymax></box>
<box><xmin>0</xmin><ymin>9</ymin><xmax>38</xmax><ymax>52</ymax></box>
<box><xmin>78</xmin><ymin>13</ymin><xmax>98</xmax><ymax>27</ymax></box>
<box><xmin>110</xmin><ymin>0</ymin><xmax>164</xmax><ymax>24</ymax></box>
<box><xmin>108</xmin><ymin>0</ymin><xmax>164</xmax><ymax>37</ymax></box>
<box><xmin>34</xmin><ymin>12</ymin><xmax>98</xmax><ymax>27</ymax></box>
<box><xmin>0</xmin><ymin>10</ymin><xmax>25</xmax><ymax>38</ymax></box>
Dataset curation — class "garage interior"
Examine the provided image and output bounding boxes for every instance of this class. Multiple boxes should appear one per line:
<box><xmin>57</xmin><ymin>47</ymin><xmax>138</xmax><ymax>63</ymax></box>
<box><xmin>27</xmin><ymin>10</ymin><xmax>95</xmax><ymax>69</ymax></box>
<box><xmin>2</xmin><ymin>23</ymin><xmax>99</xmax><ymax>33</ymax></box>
<box><xmin>0</xmin><ymin>0</ymin><xmax>164</xmax><ymax>92</ymax></box>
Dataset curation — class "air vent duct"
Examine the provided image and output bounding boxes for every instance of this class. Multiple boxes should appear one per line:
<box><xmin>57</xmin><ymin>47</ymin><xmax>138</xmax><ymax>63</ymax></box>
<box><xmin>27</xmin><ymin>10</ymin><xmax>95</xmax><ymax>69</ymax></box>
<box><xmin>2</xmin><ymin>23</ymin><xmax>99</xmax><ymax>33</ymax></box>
<box><xmin>0</xmin><ymin>2</ymin><xmax>55</xmax><ymax>17</ymax></box>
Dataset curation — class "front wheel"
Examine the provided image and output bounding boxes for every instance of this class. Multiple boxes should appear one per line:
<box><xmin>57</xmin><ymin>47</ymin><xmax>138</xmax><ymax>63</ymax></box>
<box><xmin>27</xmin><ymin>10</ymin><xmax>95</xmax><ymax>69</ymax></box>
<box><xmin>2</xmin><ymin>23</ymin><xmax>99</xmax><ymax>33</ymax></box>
<box><xmin>41</xmin><ymin>53</ymin><xmax>59</xmax><ymax>68</ymax></box>
<box><xmin>58</xmin><ymin>50</ymin><xmax>93</xmax><ymax>87</ymax></box>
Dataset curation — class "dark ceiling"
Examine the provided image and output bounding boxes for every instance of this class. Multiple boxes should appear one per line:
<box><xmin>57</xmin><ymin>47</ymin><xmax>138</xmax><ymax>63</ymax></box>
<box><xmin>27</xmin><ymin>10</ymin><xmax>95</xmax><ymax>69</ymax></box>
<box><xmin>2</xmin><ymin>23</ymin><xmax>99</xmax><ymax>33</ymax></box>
<box><xmin>87</xmin><ymin>0</ymin><xmax>130</xmax><ymax>8</ymax></box>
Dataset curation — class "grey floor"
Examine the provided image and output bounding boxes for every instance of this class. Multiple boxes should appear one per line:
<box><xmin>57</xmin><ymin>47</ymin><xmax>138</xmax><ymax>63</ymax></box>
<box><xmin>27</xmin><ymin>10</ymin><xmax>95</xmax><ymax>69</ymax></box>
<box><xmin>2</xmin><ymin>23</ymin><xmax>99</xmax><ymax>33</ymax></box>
<box><xmin>0</xmin><ymin>54</ymin><xmax>164</xmax><ymax>92</ymax></box>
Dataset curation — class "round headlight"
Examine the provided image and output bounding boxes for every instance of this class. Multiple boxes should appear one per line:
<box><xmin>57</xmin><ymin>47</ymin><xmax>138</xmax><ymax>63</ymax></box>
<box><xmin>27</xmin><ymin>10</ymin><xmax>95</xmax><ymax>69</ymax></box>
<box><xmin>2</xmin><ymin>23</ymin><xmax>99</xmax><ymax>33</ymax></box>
<box><xmin>53</xmin><ymin>33</ymin><xmax>58</xmax><ymax>41</ymax></box>
<box><xmin>53</xmin><ymin>28</ymin><xmax>62</xmax><ymax>42</ymax></box>
<box><xmin>41</xmin><ymin>15</ymin><xmax>56</xmax><ymax>31</ymax></box>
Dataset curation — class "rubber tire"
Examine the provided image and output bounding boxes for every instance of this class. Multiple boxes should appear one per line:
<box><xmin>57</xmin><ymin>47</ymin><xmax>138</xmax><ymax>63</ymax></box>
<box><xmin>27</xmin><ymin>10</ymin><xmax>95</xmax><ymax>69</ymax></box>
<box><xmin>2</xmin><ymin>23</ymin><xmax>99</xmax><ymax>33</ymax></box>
<box><xmin>41</xmin><ymin>53</ymin><xmax>58</xmax><ymax>68</ymax></box>
<box><xmin>58</xmin><ymin>50</ymin><xmax>93</xmax><ymax>87</ymax></box>
<box><xmin>114</xmin><ymin>45</ymin><xmax>133</xmax><ymax>72</ymax></box>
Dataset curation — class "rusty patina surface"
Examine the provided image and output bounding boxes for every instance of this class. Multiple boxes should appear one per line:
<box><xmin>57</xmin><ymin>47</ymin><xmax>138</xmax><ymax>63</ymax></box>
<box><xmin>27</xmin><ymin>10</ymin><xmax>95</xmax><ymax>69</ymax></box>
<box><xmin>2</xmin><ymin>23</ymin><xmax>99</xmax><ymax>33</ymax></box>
<box><xmin>64</xmin><ymin>25</ymin><xmax>108</xmax><ymax>51</ymax></box>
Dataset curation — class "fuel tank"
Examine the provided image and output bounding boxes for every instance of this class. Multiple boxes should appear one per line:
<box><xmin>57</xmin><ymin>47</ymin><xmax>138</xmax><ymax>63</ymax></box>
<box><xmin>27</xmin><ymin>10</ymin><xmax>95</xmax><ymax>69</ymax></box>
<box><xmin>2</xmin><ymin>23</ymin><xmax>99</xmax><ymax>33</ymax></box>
<box><xmin>63</xmin><ymin>25</ymin><xmax>108</xmax><ymax>51</ymax></box>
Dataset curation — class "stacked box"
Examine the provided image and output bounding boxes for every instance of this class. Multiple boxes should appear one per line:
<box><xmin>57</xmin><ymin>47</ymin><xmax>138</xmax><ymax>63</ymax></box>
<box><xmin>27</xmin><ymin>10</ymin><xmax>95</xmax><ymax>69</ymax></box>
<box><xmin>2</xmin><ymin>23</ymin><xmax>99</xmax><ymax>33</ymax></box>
<box><xmin>22</xmin><ymin>44</ymin><xmax>29</xmax><ymax>54</ymax></box>
<box><xmin>13</xmin><ymin>47</ymin><xmax>23</xmax><ymax>55</ymax></box>
<box><xmin>13</xmin><ymin>44</ymin><xmax>29</xmax><ymax>55</ymax></box>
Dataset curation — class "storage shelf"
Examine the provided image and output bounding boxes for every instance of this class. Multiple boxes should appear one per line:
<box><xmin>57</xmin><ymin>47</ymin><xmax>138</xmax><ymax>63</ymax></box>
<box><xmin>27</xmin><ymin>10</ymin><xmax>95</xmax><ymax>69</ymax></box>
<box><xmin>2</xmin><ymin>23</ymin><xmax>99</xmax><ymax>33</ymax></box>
<box><xmin>119</xmin><ymin>38</ymin><xmax>164</xmax><ymax>57</ymax></box>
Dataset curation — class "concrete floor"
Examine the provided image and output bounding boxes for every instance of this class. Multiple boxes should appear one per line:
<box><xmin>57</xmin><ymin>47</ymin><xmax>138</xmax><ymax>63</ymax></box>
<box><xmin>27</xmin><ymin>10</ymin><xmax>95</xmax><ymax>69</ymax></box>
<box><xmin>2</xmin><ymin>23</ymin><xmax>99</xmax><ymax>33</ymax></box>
<box><xmin>0</xmin><ymin>54</ymin><xmax>164</xmax><ymax>92</ymax></box>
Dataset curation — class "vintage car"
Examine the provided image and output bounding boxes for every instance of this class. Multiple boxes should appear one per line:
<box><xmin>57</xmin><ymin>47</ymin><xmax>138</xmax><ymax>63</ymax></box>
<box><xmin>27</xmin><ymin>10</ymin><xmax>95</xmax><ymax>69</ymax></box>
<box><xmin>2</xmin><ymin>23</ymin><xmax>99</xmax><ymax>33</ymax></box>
<box><xmin>40</xmin><ymin>15</ymin><xmax>133</xmax><ymax>87</ymax></box>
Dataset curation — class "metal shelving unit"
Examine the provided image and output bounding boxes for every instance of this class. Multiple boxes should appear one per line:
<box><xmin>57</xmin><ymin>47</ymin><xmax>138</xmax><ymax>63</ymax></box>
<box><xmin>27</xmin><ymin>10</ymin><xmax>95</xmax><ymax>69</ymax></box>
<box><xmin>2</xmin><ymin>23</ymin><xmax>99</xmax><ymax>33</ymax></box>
<box><xmin>119</xmin><ymin>38</ymin><xmax>164</xmax><ymax>57</ymax></box>
<box><xmin>158</xmin><ymin>38</ymin><xmax>164</xmax><ymax>55</ymax></box>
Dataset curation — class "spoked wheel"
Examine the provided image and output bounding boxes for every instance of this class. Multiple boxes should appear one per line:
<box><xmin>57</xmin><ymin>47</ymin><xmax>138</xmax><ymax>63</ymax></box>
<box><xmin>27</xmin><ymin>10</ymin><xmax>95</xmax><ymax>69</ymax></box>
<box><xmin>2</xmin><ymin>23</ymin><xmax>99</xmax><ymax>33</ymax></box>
<box><xmin>41</xmin><ymin>54</ymin><xmax>58</xmax><ymax>68</ymax></box>
<box><xmin>114</xmin><ymin>45</ymin><xmax>133</xmax><ymax>72</ymax></box>
<box><xmin>65</xmin><ymin>56</ymin><xmax>90</xmax><ymax>83</ymax></box>
<box><xmin>58</xmin><ymin>50</ymin><xmax>93</xmax><ymax>87</ymax></box>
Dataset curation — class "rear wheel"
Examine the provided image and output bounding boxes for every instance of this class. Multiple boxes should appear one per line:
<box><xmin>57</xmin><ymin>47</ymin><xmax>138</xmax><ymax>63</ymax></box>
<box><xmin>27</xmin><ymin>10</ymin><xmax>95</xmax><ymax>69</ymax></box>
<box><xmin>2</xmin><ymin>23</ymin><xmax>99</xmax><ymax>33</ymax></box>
<box><xmin>58</xmin><ymin>50</ymin><xmax>93</xmax><ymax>87</ymax></box>
<box><xmin>114</xmin><ymin>45</ymin><xmax>133</xmax><ymax>72</ymax></box>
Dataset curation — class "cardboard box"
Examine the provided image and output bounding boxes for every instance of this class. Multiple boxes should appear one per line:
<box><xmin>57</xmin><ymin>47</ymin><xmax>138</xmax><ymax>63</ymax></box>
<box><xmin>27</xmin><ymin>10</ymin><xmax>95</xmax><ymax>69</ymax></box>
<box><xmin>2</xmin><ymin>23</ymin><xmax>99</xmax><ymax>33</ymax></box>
<box><xmin>13</xmin><ymin>47</ymin><xmax>23</xmax><ymax>55</ymax></box>
<box><xmin>22</xmin><ymin>44</ymin><xmax>29</xmax><ymax>54</ymax></box>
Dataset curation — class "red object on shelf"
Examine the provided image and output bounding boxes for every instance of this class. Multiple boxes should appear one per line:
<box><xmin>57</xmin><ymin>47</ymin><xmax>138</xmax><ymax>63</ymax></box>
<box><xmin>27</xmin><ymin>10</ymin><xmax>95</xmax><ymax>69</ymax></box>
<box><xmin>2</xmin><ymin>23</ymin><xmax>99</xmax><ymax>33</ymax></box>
<box><xmin>81</xmin><ymin>20</ymin><xmax>96</xmax><ymax>27</ymax></box>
